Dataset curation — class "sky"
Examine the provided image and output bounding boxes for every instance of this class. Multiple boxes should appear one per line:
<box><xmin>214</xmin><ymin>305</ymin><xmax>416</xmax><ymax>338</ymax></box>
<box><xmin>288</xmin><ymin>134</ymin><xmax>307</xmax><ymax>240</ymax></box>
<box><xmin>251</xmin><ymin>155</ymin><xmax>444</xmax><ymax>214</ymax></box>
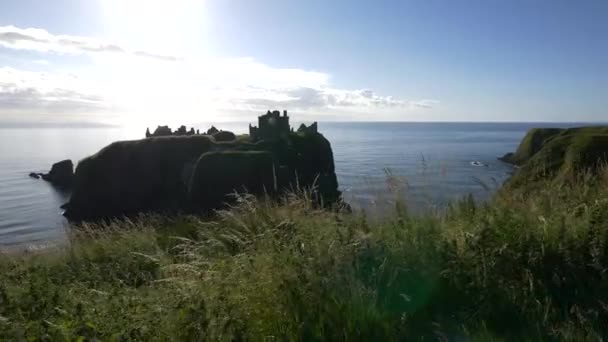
<box><xmin>0</xmin><ymin>0</ymin><xmax>606</xmax><ymax>127</ymax></box>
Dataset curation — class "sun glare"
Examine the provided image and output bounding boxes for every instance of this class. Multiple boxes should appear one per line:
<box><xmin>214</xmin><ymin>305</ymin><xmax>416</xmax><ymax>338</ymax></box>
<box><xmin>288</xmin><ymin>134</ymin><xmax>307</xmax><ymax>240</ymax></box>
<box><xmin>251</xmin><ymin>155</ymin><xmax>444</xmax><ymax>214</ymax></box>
<box><xmin>96</xmin><ymin>0</ymin><xmax>209</xmax><ymax>126</ymax></box>
<box><xmin>100</xmin><ymin>0</ymin><xmax>204</xmax><ymax>54</ymax></box>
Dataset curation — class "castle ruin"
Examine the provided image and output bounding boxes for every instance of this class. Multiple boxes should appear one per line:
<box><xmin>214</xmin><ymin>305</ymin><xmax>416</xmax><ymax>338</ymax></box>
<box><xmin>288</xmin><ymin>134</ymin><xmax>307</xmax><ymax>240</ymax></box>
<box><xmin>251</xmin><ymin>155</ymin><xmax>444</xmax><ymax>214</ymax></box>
<box><xmin>146</xmin><ymin>125</ymin><xmax>197</xmax><ymax>138</ymax></box>
<box><xmin>249</xmin><ymin>110</ymin><xmax>291</xmax><ymax>141</ymax></box>
<box><xmin>145</xmin><ymin>110</ymin><xmax>318</xmax><ymax>141</ymax></box>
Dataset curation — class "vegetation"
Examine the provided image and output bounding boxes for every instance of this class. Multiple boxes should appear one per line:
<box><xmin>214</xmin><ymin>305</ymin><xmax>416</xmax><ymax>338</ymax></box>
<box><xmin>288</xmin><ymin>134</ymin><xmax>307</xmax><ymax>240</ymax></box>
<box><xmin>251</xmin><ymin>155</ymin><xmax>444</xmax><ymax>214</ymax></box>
<box><xmin>500</xmin><ymin>128</ymin><xmax>565</xmax><ymax>166</ymax></box>
<box><xmin>2</xmin><ymin>164</ymin><xmax>608</xmax><ymax>340</ymax></box>
<box><xmin>501</xmin><ymin>127</ymin><xmax>608</xmax><ymax>188</ymax></box>
<box><xmin>4</xmin><ymin>127</ymin><xmax>608</xmax><ymax>340</ymax></box>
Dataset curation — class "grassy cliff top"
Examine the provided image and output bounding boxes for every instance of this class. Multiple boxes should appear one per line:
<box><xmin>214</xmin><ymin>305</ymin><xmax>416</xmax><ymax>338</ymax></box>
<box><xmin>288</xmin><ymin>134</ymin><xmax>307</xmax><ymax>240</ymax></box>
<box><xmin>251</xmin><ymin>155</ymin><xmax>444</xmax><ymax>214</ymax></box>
<box><xmin>502</xmin><ymin>126</ymin><xmax>608</xmax><ymax>187</ymax></box>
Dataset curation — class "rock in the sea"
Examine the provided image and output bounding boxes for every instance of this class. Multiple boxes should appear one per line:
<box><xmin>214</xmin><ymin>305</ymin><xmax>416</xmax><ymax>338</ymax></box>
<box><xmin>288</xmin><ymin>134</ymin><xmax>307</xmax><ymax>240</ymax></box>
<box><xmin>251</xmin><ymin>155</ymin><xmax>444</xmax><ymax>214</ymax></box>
<box><xmin>63</xmin><ymin>115</ymin><xmax>341</xmax><ymax>221</ymax></box>
<box><xmin>41</xmin><ymin>160</ymin><xmax>74</xmax><ymax>187</ymax></box>
<box><xmin>29</xmin><ymin>172</ymin><xmax>41</xmax><ymax>179</ymax></box>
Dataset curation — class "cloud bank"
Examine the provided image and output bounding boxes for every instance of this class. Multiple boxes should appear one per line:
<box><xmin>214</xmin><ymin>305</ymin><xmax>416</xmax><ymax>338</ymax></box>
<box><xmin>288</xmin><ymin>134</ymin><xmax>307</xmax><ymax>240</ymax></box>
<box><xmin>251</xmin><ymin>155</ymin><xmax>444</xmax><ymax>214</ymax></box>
<box><xmin>0</xmin><ymin>67</ymin><xmax>108</xmax><ymax>115</ymax></box>
<box><xmin>0</xmin><ymin>26</ymin><xmax>438</xmax><ymax>124</ymax></box>
<box><xmin>0</xmin><ymin>25</ymin><xmax>179</xmax><ymax>61</ymax></box>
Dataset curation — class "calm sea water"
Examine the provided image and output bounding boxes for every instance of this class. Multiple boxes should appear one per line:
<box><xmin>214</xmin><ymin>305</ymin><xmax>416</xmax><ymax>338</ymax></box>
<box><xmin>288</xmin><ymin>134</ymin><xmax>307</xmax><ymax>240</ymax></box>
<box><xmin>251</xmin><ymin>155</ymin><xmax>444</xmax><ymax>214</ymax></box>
<box><xmin>0</xmin><ymin>122</ymin><xmax>586</xmax><ymax>250</ymax></box>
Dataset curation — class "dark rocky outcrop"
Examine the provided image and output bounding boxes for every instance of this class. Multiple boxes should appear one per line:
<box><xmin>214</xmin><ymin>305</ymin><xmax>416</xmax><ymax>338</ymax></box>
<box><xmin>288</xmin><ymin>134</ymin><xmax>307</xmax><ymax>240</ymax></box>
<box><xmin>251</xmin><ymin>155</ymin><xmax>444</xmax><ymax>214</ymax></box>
<box><xmin>63</xmin><ymin>112</ymin><xmax>341</xmax><ymax>221</ymax></box>
<box><xmin>500</xmin><ymin>126</ymin><xmax>608</xmax><ymax>187</ymax></box>
<box><xmin>36</xmin><ymin>160</ymin><xmax>74</xmax><ymax>188</ymax></box>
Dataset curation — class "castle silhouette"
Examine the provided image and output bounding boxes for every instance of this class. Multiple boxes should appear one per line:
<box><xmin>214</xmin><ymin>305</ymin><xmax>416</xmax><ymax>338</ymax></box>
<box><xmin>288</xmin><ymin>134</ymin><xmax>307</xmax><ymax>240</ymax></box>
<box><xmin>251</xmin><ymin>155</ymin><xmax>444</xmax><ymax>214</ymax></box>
<box><xmin>146</xmin><ymin>110</ymin><xmax>317</xmax><ymax>140</ymax></box>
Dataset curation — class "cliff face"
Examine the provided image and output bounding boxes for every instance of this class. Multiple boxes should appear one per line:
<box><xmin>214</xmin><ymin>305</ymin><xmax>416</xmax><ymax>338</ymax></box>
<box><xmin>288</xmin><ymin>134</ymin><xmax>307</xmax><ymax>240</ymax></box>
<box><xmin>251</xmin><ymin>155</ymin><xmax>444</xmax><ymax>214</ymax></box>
<box><xmin>499</xmin><ymin>128</ymin><xmax>565</xmax><ymax>165</ymax></box>
<box><xmin>189</xmin><ymin>151</ymin><xmax>276</xmax><ymax>209</ymax></box>
<box><xmin>63</xmin><ymin>130</ymin><xmax>341</xmax><ymax>221</ymax></box>
<box><xmin>500</xmin><ymin>127</ymin><xmax>608</xmax><ymax>187</ymax></box>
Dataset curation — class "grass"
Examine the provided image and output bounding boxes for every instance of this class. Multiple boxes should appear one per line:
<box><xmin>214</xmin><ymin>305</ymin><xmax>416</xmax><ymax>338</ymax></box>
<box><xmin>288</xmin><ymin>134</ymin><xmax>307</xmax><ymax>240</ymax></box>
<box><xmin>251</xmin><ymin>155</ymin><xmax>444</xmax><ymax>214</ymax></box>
<box><xmin>503</xmin><ymin>127</ymin><xmax>608</xmax><ymax>188</ymax></box>
<box><xmin>2</xmin><ymin>168</ymin><xmax>608</xmax><ymax>340</ymax></box>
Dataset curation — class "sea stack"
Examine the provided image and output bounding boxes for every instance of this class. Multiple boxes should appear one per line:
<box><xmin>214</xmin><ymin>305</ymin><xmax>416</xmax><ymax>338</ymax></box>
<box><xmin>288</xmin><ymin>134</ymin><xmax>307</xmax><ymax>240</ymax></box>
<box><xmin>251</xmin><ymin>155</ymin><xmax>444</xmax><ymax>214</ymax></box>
<box><xmin>30</xmin><ymin>159</ymin><xmax>75</xmax><ymax>188</ymax></box>
<box><xmin>62</xmin><ymin>110</ymin><xmax>340</xmax><ymax>221</ymax></box>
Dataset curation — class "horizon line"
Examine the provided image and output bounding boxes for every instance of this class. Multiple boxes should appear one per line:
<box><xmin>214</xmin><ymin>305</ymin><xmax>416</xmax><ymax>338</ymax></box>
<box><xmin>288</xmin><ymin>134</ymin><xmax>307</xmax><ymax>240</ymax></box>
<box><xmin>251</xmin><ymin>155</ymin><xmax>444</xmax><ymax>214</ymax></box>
<box><xmin>2</xmin><ymin>120</ymin><xmax>608</xmax><ymax>129</ymax></box>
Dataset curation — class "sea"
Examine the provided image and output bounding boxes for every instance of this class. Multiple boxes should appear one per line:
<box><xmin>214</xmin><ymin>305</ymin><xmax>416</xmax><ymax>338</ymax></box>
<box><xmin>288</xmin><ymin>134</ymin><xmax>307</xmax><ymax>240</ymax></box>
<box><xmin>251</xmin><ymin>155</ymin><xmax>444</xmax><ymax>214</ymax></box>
<box><xmin>0</xmin><ymin>122</ymin><xmax>589</xmax><ymax>250</ymax></box>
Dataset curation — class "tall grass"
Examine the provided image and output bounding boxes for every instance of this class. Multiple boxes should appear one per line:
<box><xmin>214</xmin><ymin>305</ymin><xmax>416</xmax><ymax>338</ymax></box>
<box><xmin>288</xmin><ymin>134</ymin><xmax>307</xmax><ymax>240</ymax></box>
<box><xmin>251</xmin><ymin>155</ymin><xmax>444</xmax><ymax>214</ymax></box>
<box><xmin>2</xmin><ymin>169</ymin><xmax>608</xmax><ymax>340</ymax></box>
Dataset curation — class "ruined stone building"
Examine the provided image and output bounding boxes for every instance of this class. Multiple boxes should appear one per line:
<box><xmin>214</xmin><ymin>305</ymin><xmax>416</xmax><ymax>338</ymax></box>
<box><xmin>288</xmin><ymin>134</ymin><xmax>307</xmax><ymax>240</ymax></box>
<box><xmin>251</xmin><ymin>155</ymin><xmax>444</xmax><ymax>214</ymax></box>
<box><xmin>297</xmin><ymin>122</ymin><xmax>318</xmax><ymax>135</ymax></box>
<box><xmin>249</xmin><ymin>110</ymin><xmax>291</xmax><ymax>141</ymax></box>
<box><xmin>145</xmin><ymin>125</ymin><xmax>197</xmax><ymax>138</ymax></box>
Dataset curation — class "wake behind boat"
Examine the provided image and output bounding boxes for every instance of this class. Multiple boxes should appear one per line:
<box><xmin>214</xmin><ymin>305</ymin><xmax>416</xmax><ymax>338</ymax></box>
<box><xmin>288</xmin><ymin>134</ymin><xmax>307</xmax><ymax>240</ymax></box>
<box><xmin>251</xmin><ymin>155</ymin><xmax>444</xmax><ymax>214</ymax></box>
<box><xmin>470</xmin><ymin>161</ymin><xmax>488</xmax><ymax>167</ymax></box>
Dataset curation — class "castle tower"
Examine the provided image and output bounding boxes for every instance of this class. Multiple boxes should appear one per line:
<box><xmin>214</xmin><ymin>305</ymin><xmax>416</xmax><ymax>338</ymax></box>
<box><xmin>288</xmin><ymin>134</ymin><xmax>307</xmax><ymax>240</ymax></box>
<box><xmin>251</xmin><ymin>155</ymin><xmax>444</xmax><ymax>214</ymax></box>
<box><xmin>250</xmin><ymin>109</ymin><xmax>291</xmax><ymax>141</ymax></box>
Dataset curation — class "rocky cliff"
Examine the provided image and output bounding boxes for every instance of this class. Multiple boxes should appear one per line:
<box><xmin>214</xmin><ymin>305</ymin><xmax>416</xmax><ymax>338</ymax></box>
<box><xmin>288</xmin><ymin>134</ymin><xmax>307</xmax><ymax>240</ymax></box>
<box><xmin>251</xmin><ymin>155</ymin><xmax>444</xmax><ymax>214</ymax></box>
<box><xmin>63</xmin><ymin>124</ymin><xmax>341</xmax><ymax>221</ymax></box>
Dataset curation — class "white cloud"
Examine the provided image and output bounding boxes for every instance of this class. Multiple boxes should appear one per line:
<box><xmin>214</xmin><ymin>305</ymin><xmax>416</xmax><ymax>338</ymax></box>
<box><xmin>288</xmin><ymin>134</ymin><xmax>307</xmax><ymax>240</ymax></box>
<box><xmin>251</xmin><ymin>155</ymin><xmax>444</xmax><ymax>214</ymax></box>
<box><xmin>220</xmin><ymin>86</ymin><xmax>430</xmax><ymax>112</ymax></box>
<box><xmin>0</xmin><ymin>67</ymin><xmax>109</xmax><ymax>116</ymax></box>
<box><xmin>411</xmin><ymin>99</ymin><xmax>440</xmax><ymax>109</ymax></box>
<box><xmin>183</xmin><ymin>58</ymin><xmax>438</xmax><ymax>114</ymax></box>
<box><xmin>0</xmin><ymin>26</ymin><xmax>438</xmax><ymax>124</ymax></box>
<box><xmin>0</xmin><ymin>25</ymin><xmax>179</xmax><ymax>61</ymax></box>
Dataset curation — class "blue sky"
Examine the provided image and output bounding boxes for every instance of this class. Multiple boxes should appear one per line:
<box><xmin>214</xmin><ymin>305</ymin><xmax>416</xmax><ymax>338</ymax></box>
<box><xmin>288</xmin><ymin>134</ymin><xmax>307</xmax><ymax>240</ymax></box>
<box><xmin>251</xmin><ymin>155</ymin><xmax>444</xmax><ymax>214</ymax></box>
<box><xmin>0</xmin><ymin>0</ymin><xmax>606</xmax><ymax>125</ymax></box>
